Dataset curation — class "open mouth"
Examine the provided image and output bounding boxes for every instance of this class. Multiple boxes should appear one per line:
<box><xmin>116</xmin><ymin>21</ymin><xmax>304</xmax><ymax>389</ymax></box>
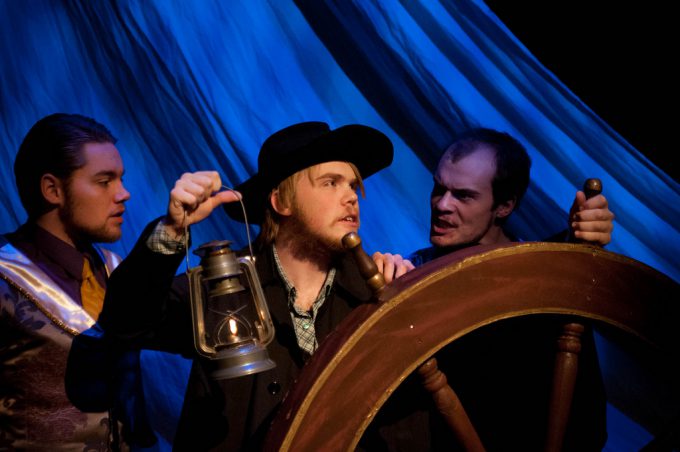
<box><xmin>339</xmin><ymin>214</ymin><xmax>358</xmax><ymax>226</ymax></box>
<box><xmin>432</xmin><ymin>217</ymin><xmax>456</xmax><ymax>233</ymax></box>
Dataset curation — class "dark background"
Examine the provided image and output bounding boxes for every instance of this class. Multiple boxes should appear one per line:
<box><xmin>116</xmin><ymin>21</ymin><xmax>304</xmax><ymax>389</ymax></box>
<box><xmin>485</xmin><ymin>2</ymin><xmax>677</xmax><ymax>182</ymax></box>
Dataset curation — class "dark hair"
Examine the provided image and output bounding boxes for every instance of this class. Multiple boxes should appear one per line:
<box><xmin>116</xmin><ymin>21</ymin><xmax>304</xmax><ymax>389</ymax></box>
<box><xmin>14</xmin><ymin>113</ymin><xmax>117</xmax><ymax>219</ymax></box>
<box><xmin>445</xmin><ymin>128</ymin><xmax>531</xmax><ymax>211</ymax></box>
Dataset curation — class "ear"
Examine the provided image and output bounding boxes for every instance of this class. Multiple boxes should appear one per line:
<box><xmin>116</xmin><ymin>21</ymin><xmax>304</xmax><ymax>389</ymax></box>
<box><xmin>40</xmin><ymin>174</ymin><xmax>65</xmax><ymax>207</ymax></box>
<box><xmin>494</xmin><ymin>197</ymin><xmax>516</xmax><ymax>220</ymax></box>
<box><xmin>270</xmin><ymin>190</ymin><xmax>292</xmax><ymax>217</ymax></box>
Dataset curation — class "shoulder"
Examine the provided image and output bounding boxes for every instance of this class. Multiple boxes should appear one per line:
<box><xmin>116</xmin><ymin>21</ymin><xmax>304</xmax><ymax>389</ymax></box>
<box><xmin>95</xmin><ymin>247</ymin><xmax>123</xmax><ymax>272</ymax></box>
<box><xmin>0</xmin><ymin>275</ymin><xmax>47</xmax><ymax>334</ymax></box>
<box><xmin>0</xmin><ymin>241</ymin><xmax>27</xmax><ymax>310</ymax></box>
<box><xmin>244</xmin><ymin>244</ymin><xmax>277</xmax><ymax>286</ymax></box>
<box><xmin>332</xmin><ymin>253</ymin><xmax>373</xmax><ymax>304</ymax></box>
<box><xmin>407</xmin><ymin>246</ymin><xmax>439</xmax><ymax>267</ymax></box>
<box><xmin>0</xmin><ymin>275</ymin><xmax>19</xmax><ymax>306</ymax></box>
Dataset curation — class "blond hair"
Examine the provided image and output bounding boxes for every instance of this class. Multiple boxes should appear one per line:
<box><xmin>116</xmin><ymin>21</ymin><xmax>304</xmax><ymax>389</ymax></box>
<box><xmin>257</xmin><ymin>162</ymin><xmax>364</xmax><ymax>246</ymax></box>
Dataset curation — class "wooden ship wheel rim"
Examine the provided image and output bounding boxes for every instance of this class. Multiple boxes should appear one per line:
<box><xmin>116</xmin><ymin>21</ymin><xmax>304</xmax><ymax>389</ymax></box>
<box><xmin>265</xmin><ymin>241</ymin><xmax>679</xmax><ymax>451</ymax></box>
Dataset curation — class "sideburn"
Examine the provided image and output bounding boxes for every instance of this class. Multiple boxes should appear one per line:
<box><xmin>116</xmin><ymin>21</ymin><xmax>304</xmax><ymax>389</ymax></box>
<box><xmin>283</xmin><ymin>202</ymin><xmax>344</xmax><ymax>268</ymax></box>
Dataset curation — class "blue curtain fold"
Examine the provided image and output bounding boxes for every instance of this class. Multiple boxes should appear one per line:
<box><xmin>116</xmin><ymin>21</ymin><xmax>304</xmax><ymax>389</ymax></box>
<box><xmin>2</xmin><ymin>1</ymin><xmax>677</xmax><ymax>449</ymax></box>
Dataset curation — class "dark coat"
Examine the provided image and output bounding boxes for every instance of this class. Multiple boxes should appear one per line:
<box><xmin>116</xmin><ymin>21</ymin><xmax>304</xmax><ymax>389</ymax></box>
<box><xmin>408</xmin><ymin>245</ymin><xmax>608</xmax><ymax>451</ymax></box>
<box><xmin>98</xmin><ymin>221</ymin><xmax>375</xmax><ymax>450</ymax></box>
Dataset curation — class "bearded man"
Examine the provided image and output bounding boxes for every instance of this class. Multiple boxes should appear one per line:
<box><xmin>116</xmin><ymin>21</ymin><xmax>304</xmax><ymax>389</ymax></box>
<box><xmin>89</xmin><ymin>121</ymin><xmax>415</xmax><ymax>450</ymax></box>
<box><xmin>0</xmin><ymin>113</ymin><xmax>130</xmax><ymax>449</ymax></box>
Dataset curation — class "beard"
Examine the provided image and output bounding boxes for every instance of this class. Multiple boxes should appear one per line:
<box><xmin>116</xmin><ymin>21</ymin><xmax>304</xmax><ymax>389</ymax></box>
<box><xmin>284</xmin><ymin>205</ymin><xmax>346</xmax><ymax>264</ymax></box>
<box><xmin>60</xmin><ymin>190</ymin><xmax>121</xmax><ymax>245</ymax></box>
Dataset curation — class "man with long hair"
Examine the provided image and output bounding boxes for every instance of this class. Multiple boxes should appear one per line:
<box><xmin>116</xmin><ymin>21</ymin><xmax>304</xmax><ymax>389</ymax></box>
<box><xmin>93</xmin><ymin>121</ymin><xmax>414</xmax><ymax>449</ymax></box>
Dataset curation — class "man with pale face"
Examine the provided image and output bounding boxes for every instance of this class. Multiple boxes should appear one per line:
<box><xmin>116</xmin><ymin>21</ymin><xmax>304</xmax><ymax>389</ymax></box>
<box><xmin>93</xmin><ymin>121</ymin><xmax>416</xmax><ymax>449</ymax></box>
<box><xmin>0</xmin><ymin>113</ymin><xmax>130</xmax><ymax>449</ymax></box>
<box><xmin>401</xmin><ymin>128</ymin><xmax>614</xmax><ymax>266</ymax></box>
<box><xmin>377</xmin><ymin>128</ymin><xmax>613</xmax><ymax>450</ymax></box>
<box><xmin>430</xmin><ymin>145</ymin><xmax>510</xmax><ymax>248</ymax></box>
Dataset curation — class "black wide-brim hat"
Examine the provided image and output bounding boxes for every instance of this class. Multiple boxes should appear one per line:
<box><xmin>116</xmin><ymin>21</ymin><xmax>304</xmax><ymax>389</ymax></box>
<box><xmin>224</xmin><ymin>121</ymin><xmax>393</xmax><ymax>224</ymax></box>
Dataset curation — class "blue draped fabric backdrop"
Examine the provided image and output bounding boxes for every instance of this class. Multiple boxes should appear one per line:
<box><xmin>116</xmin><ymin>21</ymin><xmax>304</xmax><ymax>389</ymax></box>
<box><xmin>1</xmin><ymin>1</ymin><xmax>677</xmax><ymax>450</ymax></box>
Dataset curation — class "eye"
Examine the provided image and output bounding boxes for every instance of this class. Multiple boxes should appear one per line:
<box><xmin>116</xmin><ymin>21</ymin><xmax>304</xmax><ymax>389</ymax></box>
<box><xmin>454</xmin><ymin>191</ymin><xmax>474</xmax><ymax>202</ymax></box>
<box><xmin>97</xmin><ymin>178</ymin><xmax>111</xmax><ymax>187</ymax></box>
<box><xmin>431</xmin><ymin>182</ymin><xmax>446</xmax><ymax>197</ymax></box>
<box><xmin>323</xmin><ymin>179</ymin><xmax>337</xmax><ymax>187</ymax></box>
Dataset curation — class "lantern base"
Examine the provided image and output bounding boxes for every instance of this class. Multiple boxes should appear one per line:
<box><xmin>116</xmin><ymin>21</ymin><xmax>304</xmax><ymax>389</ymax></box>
<box><xmin>210</xmin><ymin>343</ymin><xmax>276</xmax><ymax>379</ymax></box>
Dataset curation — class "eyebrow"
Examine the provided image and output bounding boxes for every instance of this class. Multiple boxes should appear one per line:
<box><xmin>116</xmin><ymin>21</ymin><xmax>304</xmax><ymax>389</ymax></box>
<box><xmin>433</xmin><ymin>177</ymin><xmax>479</xmax><ymax>196</ymax></box>
<box><xmin>315</xmin><ymin>172</ymin><xmax>358</xmax><ymax>184</ymax></box>
<box><xmin>93</xmin><ymin>169</ymin><xmax>125</xmax><ymax>178</ymax></box>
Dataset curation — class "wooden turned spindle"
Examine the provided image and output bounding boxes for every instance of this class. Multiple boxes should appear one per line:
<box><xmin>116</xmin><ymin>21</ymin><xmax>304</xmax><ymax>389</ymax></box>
<box><xmin>582</xmin><ymin>178</ymin><xmax>602</xmax><ymax>200</ymax></box>
<box><xmin>545</xmin><ymin>323</ymin><xmax>585</xmax><ymax>452</ymax></box>
<box><xmin>545</xmin><ymin>178</ymin><xmax>603</xmax><ymax>452</ymax></box>
<box><xmin>418</xmin><ymin>357</ymin><xmax>485</xmax><ymax>451</ymax></box>
<box><xmin>342</xmin><ymin>232</ymin><xmax>386</xmax><ymax>292</ymax></box>
<box><xmin>342</xmin><ymin>231</ymin><xmax>485</xmax><ymax>451</ymax></box>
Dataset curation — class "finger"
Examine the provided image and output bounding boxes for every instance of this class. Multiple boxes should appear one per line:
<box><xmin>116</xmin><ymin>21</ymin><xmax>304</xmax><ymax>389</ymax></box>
<box><xmin>371</xmin><ymin>252</ymin><xmax>385</xmax><ymax>275</ymax></box>
<box><xmin>181</xmin><ymin>190</ymin><xmax>243</xmax><ymax>225</ymax></box>
<box><xmin>203</xmin><ymin>171</ymin><xmax>223</xmax><ymax>192</ymax></box>
<box><xmin>572</xmin><ymin>191</ymin><xmax>586</xmax><ymax>210</ymax></box>
<box><xmin>568</xmin><ymin>191</ymin><xmax>585</xmax><ymax>223</ymax></box>
<box><xmin>182</xmin><ymin>171</ymin><xmax>222</xmax><ymax>192</ymax></box>
<box><xmin>394</xmin><ymin>256</ymin><xmax>416</xmax><ymax>278</ymax></box>
<box><xmin>170</xmin><ymin>185</ymin><xmax>206</xmax><ymax>212</ymax></box>
<box><xmin>581</xmin><ymin>194</ymin><xmax>608</xmax><ymax>210</ymax></box>
<box><xmin>573</xmin><ymin>208</ymin><xmax>615</xmax><ymax>224</ymax></box>
<box><xmin>571</xmin><ymin>220</ymin><xmax>614</xmax><ymax>234</ymax></box>
<box><xmin>572</xmin><ymin>230</ymin><xmax>611</xmax><ymax>246</ymax></box>
<box><xmin>211</xmin><ymin>190</ymin><xmax>242</xmax><ymax>206</ymax></box>
<box><xmin>382</xmin><ymin>253</ymin><xmax>396</xmax><ymax>284</ymax></box>
<box><xmin>175</xmin><ymin>174</ymin><xmax>218</xmax><ymax>203</ymax></box>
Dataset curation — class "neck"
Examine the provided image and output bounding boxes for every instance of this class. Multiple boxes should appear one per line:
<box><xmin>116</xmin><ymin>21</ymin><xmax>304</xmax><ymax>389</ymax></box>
<box><xmin>35</xmin><ymin>211</ymin><xmax>77</xmax><ymax>248</ymax></box>
<box><xmin>274</xmin><ymin>235</ymin><xmax>331</xmax><ymax>283</ymax></box>
<box><xmin>479</xmin><ymin>226</ymin><xmax>513</xmax><ymax>246</ymax></box>
<box><xmin>274</xmin><ymin>233</ymin><xmax>334</xmax><ymax>311</ymax></box>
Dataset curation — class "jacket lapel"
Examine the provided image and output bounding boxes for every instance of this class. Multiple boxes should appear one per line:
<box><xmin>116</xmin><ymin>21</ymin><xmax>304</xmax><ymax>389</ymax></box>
<box><xmin>0</xmin><ymin>239</ymin><xmax>119</xmax><ymax>335</ymax></box>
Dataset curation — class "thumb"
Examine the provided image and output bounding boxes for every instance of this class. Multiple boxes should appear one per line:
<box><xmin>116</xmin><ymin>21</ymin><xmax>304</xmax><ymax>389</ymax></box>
<box><xmin>212</xmin><ymin>190</ymin><xmax>242</xmax><ymax>206</ymax></box>
<box><xmin>571</xmin><ymin>191</ymin><xmax>586</xmax><ymax>214</ymax></box>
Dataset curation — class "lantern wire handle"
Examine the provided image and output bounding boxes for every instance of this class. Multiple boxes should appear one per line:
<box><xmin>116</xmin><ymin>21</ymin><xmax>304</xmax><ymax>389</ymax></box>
<box><xmin>180</xmin><ymin>184</ymin><xmax>255</xmax><ymax>274</ymax></box>
<box><xmin>221</xmin><ymin>184</ymin><xmax>255</xmax><ymax>260</ymax></box>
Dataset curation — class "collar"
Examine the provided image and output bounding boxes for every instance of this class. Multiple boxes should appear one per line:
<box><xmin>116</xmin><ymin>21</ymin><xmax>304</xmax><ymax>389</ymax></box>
<box><xmin>254</xmin><ymin>243</ymin><xmax>372</xmax><ymax>305</ymax></box>
<box><xmin>11</xmin><ymin>223</ymin><xmax>105</xmax><ymax>282</ymax></box>
<box><xmin>271</xmin><ymin>243</ymin><xmax>336</xmax><ymax>310</ymax></box>
<box><xmin>0</xmin><ymin>238</ymin><xmax>99</xmax><ymax>334</ymax></box>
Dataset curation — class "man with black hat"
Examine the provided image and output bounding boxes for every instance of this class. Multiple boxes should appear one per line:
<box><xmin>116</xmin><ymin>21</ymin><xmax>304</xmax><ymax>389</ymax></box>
<box><xmin>92</xmin><ymin>121</ymin><xmax>413</xmax><ymax>449</ymax></box>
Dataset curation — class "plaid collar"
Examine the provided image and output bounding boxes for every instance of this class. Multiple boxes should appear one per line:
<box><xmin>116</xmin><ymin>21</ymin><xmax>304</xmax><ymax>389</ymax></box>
<box><xmin>271</xmin><ymin>243</ymin><xmax>336</xmax><ymax>311</ymax></box>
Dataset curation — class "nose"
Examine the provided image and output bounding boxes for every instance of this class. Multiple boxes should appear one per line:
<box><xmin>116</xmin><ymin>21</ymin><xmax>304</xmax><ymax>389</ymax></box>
<box><xmin>433</xmin><ymin>191</ymin><xmax>455</xmax><ymax>213</ymax></box>
<box><xmin>343</xmin><ymin>186</ymin><xmax>358</xmax><ymax>205</ymax></box>
<box><xmin>116</xmin><ymin>182</ymin><xmax>131</xmax><ymax>203</ymax></box>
